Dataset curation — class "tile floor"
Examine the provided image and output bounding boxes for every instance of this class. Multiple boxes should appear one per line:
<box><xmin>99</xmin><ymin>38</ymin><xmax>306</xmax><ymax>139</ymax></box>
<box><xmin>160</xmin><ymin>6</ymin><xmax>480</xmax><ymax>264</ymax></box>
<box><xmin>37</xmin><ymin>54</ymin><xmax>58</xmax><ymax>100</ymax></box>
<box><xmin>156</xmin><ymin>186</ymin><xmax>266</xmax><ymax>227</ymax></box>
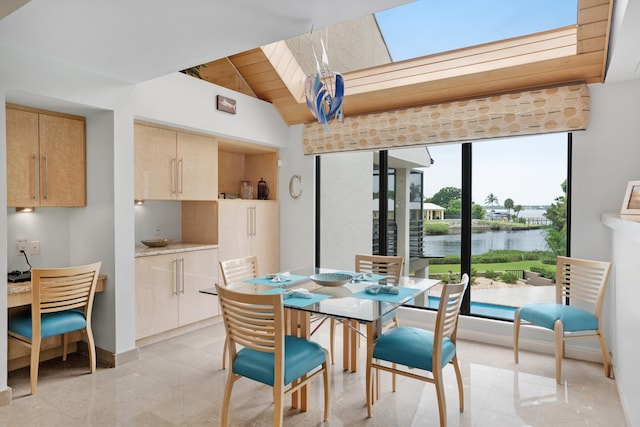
<box><xmin>3</xmin><ymin>320</ymin><xmax>628</xmax><ymax>426</ymax></box>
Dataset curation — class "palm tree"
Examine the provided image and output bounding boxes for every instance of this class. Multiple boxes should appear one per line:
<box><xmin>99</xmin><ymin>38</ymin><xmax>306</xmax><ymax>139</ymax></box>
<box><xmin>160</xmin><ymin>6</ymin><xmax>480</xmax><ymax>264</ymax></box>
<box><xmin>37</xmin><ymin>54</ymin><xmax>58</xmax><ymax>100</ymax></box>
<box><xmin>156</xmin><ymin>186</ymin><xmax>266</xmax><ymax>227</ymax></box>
<box><xmin>504</xmin><ymin>198</ymin><xmax>514</xmax><ymax>218</ymax></box>
<box><xmin>485</xmin><ymin>193</ymin><xmax>498</xmax><ymax>207</ymax></box>
<box><xmin>514</xmin><ymin>204</ymin><xmax>523</xmax><ymax>221</ymax></box>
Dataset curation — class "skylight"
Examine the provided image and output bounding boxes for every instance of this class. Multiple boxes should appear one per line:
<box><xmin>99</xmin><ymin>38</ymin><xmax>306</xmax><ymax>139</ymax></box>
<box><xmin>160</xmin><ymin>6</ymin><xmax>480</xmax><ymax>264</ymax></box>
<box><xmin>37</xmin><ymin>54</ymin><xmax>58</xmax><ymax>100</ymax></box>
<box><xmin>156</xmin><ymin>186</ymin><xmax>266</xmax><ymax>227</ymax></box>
<box><xmin>375</xmin><ymin>0</ymin><xmax>578</xmax><ymax>62</ymax></box>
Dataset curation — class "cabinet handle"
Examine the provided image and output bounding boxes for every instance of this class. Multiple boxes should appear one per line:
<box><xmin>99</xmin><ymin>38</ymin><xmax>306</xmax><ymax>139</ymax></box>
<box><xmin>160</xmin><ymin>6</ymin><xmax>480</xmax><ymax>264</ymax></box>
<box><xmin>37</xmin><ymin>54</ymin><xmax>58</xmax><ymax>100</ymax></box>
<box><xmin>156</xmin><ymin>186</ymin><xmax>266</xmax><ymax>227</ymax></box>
<box><xmin>32</xmin><ymin>154</ymin><xmax>38</xmax><ymax>200</ymax></box>
<box><xmin>246</xmin><ymin>207</ymin><xmax>251</xmax><ymax>237</ymax></box>
<box><xmin>171</xmin><ymin>158</ymin><xmax>177</xmax><ymax>195</ymax></box>
<box><xmin>44</xmin><ymin>155</ymin><xmax>49</xmax><ymax>200</ymax></box>
<box><xmin>252</xmin><ymin>206</ymin><xmax>257</xmax><ymax>236</ymax></box>
<box><xmin>178</xmin><ymin>158</ymin><xmax>183</xmax><ymax>195</ymax></box>
<box><xmin>180</xmin><ymin>257</ymin><xmax>185</xmax><ymax>294</ymax></box>
<box><xmin>173</xmin><ymin>258</ymin><xmax>179</xmax><ymax>295</ymax></box>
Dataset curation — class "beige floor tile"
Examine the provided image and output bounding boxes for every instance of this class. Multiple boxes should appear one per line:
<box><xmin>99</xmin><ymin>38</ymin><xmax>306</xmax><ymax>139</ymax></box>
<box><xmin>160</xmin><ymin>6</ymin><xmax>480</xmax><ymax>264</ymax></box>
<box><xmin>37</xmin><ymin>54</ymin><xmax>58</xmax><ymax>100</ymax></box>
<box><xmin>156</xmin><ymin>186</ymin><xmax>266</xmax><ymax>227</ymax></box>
<box><xmin>2</xmin><ymin>320</ymin><xmax>628</xmax><ymax>426</ymax></box>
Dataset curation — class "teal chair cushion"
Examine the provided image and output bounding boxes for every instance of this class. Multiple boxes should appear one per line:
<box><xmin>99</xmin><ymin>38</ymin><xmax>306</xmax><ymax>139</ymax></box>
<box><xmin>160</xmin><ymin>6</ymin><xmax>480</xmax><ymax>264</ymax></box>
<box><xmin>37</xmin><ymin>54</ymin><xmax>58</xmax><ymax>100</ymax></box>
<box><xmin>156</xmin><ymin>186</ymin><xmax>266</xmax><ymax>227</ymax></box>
<box><xmin>518</xmin><ymin>303</ymin><xmax>598</xmax><ymax>332</ymax></box>
<box><xmin>8</xmin><ymin>309</ymin><xmax>86</xmax><ymax>339</ymax></box>
<box><xmin>373</xmin><ymin>326</ymin><xmax>456</xmax><ymax>372</ymax></box>
<box><xmin>232</xmin><ymin>335</ymin><xmax>326</xmax><ymax>386</ymax></box>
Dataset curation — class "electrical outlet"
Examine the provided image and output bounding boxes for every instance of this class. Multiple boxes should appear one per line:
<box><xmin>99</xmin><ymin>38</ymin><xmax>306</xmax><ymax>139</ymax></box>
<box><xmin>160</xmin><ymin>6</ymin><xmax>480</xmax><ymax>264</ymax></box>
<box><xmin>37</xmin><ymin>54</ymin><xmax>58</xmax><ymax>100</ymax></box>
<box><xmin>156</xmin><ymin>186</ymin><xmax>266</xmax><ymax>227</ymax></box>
<box><xmin>154</xmin><ymin>224</ymin><xmax>161</xmax><ymax>236</ymax></box>
<box><xmin>29</xmin><ymin>240</ymin><xmax>40</xmax><ymax>255</ymax></box>
<box><xmin>16</xmin><ymin>240</ymin><xmax>27</xmax><ymax>255</ymax></box>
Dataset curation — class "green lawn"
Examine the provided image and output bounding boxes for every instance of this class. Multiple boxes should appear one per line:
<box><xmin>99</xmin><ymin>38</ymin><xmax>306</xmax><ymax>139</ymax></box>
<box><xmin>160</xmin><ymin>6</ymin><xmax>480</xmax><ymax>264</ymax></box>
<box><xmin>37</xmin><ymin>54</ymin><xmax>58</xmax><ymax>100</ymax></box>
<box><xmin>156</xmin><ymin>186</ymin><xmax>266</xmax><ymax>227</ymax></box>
<box><xmin>429</xmin><ymin>260</ymin><xmax>545</xmax><ymax>274</ymax></box>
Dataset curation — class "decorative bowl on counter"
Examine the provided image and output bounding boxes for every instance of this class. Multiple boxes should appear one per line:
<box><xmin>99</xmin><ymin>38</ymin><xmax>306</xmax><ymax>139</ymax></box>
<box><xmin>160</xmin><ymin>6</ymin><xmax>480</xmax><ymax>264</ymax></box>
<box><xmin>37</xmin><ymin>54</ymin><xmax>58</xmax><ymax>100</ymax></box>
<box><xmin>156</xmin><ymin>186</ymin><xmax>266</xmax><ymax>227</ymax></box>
<box><xmin>309</xmin><ymin>272</ymin><xmax>353</xmax><ymax>287</ymax></box>
<box><xmin>141</xmin><ymin>238</ymin><xmax>170</xmax><ymax>248</ymax></box>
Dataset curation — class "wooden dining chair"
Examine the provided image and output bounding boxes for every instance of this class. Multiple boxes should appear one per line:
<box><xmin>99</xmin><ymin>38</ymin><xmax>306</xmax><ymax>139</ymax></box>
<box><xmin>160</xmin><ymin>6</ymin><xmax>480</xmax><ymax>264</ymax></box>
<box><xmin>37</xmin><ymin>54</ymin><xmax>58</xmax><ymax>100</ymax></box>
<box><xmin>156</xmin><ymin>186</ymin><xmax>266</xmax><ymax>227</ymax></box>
<box><xmin>513</xmin><ymin>256</ymin><xmax>612</xmax><ymax>384</ymax></box>
<box><xmin>218</xmin><ymin>255</ymin><xmax>258</xmax><ymax>369</ymax></box>
<box><xmin>8</xmin><ymin>262</ymin><xmax>102</xmax><ymax>395</ymax></box>
<box><xmin>216</xmin><ymin>284</ymin><xmax>330</xmax><ymax>427</ymax></box>
<box><xmin>366</xmin><ymin>274</ymin><xmax>468</xmax><ymax>427</ymax></box>
<box><xmin>329</xmin><ymin>254</ymin><xmax>404</xmax><ymax>364</ymax></box>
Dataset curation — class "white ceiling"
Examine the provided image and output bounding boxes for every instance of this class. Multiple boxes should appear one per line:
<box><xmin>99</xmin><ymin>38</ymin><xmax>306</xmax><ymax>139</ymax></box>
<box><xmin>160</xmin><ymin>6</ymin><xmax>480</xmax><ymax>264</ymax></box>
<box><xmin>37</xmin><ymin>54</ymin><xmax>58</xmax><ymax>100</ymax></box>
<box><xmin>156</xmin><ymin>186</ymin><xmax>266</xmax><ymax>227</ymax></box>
<box><xmin>0</xmin><ymin>0</ymin><xmax>637</xmax><ymax>89</ymax></box>
<box><xmin>0</xmin><ymin>0</ymin><xmax>410</xmax><ymax>84</ymax></box>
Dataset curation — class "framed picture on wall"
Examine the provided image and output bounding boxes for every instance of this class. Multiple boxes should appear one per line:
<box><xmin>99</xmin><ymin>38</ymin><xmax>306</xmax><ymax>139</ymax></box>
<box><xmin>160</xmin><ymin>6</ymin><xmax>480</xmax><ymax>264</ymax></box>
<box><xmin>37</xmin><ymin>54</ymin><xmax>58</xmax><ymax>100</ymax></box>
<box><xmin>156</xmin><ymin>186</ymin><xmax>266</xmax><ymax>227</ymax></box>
<box><xmin>620</xmin><ymin>180</ymin><xmax>640</xmax><ymax>219</ymax></box>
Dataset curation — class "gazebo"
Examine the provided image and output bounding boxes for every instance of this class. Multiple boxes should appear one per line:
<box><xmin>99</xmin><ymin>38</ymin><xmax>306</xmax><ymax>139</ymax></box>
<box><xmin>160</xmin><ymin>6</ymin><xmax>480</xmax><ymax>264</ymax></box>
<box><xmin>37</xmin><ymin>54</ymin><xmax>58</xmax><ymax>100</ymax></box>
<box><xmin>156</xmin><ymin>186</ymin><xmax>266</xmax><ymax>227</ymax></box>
<box><xmin>423</xmin><ymin>202</ymin><xmax>445</xmax><ymax>220</ymax></box>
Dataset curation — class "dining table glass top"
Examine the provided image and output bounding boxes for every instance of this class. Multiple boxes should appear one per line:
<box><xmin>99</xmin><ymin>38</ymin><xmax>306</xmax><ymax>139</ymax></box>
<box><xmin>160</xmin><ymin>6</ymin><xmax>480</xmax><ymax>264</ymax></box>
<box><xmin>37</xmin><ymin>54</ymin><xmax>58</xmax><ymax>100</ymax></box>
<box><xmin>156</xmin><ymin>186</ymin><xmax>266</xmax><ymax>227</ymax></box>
<box><xmin>201</xmin><ymin>267</ymin><xmax>440</xmax><ymax>324</ymax></box>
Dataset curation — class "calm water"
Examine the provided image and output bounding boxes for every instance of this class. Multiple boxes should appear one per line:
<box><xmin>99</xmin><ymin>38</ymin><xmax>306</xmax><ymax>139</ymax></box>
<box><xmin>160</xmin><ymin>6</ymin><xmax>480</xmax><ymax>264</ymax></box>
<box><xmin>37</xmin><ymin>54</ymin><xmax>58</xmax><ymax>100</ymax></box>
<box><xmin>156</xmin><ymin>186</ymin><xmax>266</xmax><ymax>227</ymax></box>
<box><xmin>423</xmin><ymin>228</ymin><xmax>548</xmax><ymax>256</ymax></box>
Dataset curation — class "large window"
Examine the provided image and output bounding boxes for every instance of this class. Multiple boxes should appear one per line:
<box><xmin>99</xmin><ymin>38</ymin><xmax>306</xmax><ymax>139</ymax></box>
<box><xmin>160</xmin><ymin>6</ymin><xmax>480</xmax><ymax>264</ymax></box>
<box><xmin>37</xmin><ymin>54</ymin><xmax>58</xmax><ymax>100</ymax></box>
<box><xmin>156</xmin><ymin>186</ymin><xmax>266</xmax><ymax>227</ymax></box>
<box><xmin>422</xmin><ymin>134</ymin><xmax>568</xmax><ymax>318</ymax></box>
<box><xmin>317</xmin><ymin>134</ymin><xmax>568</xmax><ymax>320</ymax></box>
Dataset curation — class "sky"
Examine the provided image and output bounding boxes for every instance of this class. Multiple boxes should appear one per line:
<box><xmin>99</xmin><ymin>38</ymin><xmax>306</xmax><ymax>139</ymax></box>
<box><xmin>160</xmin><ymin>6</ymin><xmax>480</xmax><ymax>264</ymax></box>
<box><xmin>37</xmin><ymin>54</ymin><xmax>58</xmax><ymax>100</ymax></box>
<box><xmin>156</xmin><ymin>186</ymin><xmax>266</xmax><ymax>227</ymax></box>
<box><xmin>376</xmin><ymin>0</ymin><xmax>578</xmax><ymax>61</ymax></box>
<box><xmin>375</xmin><ymin>0</ymin><xmax>576</xmax><ymax>206</ymax></box>
<box><xmin>420</xmin><ymin>133</ymin><xmax>568</xmax><ymax>207</ymax></box>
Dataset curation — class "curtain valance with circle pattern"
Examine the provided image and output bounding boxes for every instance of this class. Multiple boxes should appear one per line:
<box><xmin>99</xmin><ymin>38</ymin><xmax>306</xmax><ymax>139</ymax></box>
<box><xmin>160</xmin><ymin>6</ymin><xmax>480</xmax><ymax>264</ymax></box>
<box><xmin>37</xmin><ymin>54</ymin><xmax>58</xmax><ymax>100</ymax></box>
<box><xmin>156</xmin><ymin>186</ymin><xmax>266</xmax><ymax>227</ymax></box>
<box><xmin>302</xmin><ymin>84</ymin><xmax>589</xmax><ymax>155</ymax></box>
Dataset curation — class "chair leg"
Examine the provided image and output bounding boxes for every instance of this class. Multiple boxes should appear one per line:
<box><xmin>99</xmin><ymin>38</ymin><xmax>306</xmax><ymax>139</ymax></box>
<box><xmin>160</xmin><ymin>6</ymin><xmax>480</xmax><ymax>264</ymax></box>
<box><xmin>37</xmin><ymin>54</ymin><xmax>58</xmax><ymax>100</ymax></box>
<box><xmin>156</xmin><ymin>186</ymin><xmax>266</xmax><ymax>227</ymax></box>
<box><xmin>391</xmin><ymin>363</ymin><xmax>396</xmax><ymax>392</ymax></box>
<box><xmin>30</xmin><ymin>336</ymin><xmax>42</xmax><ymax>395</ymax></box>
<box><xmin>366</xmin><ymin>350</ymin><xmax>374</xmax><ymax>417</ymax></box>
<box><xmin>222</xmin><ymin>337</ymin><xmax>228</xmax><ymax>370</ymax></box>
<box><xmin>322</xmin><ymin>358</ymin><xmax>330</xmax><ymax>421</ymax></box>
<box><xmin>62</xmin><ymin>333</ymin><xmax>69</xmax><ymax>361</ymax></box>
<box><xmin>433</xmin><ymin>366</ymin><xmax>447</xmax><ymax>427</ymax></box>
<box><xmin>452</xmin><ymin>356</ymin><xmax>464</xmax><ymax>412</ymax></box>
<box><xmin>220</xmin><ymin>372</ymin><xmax>237</xmax><ymax>427</ymax></box>
<box><xmin>273</xmin><ymin>385</ymin><xmax>284</xmax><ymax>427</ymax></box>
<box><xmin>597</xmin><ymin>329</ymin><xmax>613</xmax><ymax>378</ymax></box>
<box><xmin>329</xmin><ymin>317</ymin><xmax>336</xmax><ymax>365</ymax></box>
<box><xmin>554</xmin><ymin>320</ymin><xmax>564</xmax><ymax>384</ymax></box>
<box><xmin>84</xmin><ymin>325</ymin><xmax>97</xmax><ymax>373</ymax></box>
<box><xmin>513</xmin><ymin>309</ymin><xmax>521</xmax><ymax>363</ymax></box>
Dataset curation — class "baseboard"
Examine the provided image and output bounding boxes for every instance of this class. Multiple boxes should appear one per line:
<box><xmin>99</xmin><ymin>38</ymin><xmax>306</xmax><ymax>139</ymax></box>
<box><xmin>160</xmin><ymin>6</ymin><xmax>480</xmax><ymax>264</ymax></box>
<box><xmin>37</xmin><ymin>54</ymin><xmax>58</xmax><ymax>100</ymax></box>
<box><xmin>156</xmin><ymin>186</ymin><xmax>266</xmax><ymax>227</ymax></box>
<box><xmin>135</xmin><ymin>317</ymin><xmax>221</xmax><ymax>348</ymax></box>
<box><xmin>0</xmin><ymin>387</ymin><xmax>12</xmax><ymax>407</ymax></box>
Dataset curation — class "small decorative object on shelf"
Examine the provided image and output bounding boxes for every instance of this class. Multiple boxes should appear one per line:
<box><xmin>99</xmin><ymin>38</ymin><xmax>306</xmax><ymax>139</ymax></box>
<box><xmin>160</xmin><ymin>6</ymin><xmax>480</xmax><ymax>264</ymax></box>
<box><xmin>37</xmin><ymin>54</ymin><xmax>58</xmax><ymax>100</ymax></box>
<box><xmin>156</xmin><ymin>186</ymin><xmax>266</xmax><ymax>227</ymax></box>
<box><xmin>257</xmin><ymin>178</ymin><xmax>270</xmax><ymax>200</ymax></box>
<box><xmin>620</xmin><ymin>180</ymin><xmax>640</xmax><ymax>220</ymax></box>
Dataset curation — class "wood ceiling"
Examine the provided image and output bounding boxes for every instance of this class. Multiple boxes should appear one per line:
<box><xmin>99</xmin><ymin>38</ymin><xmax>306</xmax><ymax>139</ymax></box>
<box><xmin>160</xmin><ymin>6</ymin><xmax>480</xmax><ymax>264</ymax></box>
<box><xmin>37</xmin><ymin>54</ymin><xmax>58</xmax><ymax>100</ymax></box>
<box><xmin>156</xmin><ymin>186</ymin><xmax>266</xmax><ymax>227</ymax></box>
<box><xmin>198</xmin><ymin>0</ymin><xmax>612</xmax><ymax>127</ymax></box>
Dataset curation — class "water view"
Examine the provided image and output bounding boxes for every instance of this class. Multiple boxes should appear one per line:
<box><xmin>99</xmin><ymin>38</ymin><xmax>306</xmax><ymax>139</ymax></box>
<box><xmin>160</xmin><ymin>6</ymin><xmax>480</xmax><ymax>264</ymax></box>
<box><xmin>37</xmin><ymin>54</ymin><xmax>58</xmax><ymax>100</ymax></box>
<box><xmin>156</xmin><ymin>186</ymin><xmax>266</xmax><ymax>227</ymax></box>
<box><xmin>424</xmin><ymin>208</ymin><xmax>550</xmax><ymax>256</ymax></box>
<box><xmin>423</xmin><ymin>228</ymin><xmax>548</xmax><ymax>256</ymax></box>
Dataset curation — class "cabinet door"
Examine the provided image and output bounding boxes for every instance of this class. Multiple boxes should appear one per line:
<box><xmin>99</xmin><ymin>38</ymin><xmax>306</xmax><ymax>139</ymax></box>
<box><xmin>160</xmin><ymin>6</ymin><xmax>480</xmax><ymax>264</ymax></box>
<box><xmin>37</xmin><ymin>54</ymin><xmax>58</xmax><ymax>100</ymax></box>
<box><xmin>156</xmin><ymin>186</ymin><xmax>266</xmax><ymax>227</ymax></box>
<box><xmin>253</xmin><ymin>202</ymin><xmax>280</xmax><ymax>274</ymax></box>
<box><xmin>178</xmin><ymin>248</ymin><xmax>219</xmax><ymax>326</ymax></box>
<box><xmin>177</xmin><ymin>132</ymin><xmax>218</xmax><ymax>200</ymax></box>
<box><xmin>134</xmin><ymin>124</ymin><xmax>177</xmax><ymax>200</ymax></box>
<box><xmin>6</xmin><ymin>108</ymin><xmax>39</xmax><ymax>207</ymax></box>
<box><xmin>217</xmin><ymin>200</ymin><xmax>252</xmax><ymax>263</ymax></box>
<box><xmin>135</xmin><ymin>253</ymin><xmax>180</xmax><ymax>339</ymax></box>
<box><xmin>38</xmin><ymin>113</ymin><xmax>86</xmax><ymax>207</ymax></box>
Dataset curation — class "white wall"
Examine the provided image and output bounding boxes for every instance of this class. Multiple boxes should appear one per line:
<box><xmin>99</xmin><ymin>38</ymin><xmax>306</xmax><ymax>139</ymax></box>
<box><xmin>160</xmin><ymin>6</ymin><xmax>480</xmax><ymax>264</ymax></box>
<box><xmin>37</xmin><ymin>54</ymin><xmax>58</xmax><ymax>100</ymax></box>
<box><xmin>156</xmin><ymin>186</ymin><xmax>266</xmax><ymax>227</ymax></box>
<box><xmin>319</xmin><ymin>151</ymin><xmax>373</xmax><ymax>271</ymax></box>
<box><xmin>574</xmin><ymin>79</ymin><xmax>640</xmax><ymax>426</ymax></box>
<box><xmin>277</xmin><ymin>125</ymin><xmax>316</xmax><ymax>271</ymax></box>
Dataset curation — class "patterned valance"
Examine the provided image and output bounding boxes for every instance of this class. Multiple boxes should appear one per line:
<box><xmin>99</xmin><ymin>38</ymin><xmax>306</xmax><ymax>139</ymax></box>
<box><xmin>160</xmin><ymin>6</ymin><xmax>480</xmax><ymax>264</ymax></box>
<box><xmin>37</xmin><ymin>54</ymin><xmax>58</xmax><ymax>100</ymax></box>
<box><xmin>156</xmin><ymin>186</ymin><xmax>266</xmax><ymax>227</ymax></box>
<box><xmin>302</xmin><ymin>84</ymin><xmax>589</xmax><ymax>154</ymax></box>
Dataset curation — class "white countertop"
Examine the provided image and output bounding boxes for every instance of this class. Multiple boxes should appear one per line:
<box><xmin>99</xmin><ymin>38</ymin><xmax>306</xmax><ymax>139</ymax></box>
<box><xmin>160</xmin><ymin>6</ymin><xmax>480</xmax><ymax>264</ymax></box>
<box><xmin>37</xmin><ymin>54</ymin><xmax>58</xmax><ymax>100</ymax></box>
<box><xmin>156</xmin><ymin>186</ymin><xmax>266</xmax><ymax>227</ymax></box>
<box><xmin>135</xmin><ymin>242</ymin><xmax>218</xmax><ymax>257</ymax></box>
<box><xmin>602</xmin><ymin>213</ymin><xmax>640</xmax><ymax>244</ymax></box>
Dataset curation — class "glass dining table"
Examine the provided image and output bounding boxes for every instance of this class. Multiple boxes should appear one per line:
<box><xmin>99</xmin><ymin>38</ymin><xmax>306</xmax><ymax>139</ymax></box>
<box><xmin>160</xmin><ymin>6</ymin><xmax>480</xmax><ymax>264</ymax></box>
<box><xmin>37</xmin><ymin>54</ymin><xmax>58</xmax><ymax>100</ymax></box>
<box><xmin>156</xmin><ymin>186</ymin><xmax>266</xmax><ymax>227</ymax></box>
<box><xmin>200</xmin><ymin>267</ymin><xmax>441</xmax><ymax>410</ymax></box>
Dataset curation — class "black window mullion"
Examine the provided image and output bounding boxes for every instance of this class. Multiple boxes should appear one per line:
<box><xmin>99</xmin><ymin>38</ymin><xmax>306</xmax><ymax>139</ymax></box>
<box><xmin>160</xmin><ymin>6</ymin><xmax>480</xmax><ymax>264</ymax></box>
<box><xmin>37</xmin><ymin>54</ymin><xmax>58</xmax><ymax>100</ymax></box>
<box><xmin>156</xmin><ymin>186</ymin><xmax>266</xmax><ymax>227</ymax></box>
<box><xmin>461</xmin><ymin>143</ymin><xmax>472</xmax><ymax>314</ymax></box>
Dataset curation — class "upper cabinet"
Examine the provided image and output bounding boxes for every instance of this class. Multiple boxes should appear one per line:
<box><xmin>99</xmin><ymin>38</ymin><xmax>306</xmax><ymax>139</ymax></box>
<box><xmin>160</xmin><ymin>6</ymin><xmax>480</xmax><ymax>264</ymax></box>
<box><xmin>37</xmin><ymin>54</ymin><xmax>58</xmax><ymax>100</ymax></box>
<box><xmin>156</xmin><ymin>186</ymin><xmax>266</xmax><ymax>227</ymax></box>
<box><xmin>134</xmin><ymin>122</ymin><xmax>218</xmax><ymax>201</ymax></box>
<box><xmin>6</xmin><ymin>105</ymin><xmax>86</xmax><ymax>208</ymax></box>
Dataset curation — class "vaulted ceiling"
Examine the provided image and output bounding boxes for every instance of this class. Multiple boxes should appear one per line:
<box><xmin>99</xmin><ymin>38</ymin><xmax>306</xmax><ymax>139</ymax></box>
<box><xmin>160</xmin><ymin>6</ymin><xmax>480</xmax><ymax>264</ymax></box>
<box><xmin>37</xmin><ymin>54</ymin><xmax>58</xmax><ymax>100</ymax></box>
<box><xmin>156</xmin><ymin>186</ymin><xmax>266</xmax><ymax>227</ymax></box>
<box><xmin>198</xmin><ymin>0</ymin><xmax>614</xmax><ymax>126</ymax></box>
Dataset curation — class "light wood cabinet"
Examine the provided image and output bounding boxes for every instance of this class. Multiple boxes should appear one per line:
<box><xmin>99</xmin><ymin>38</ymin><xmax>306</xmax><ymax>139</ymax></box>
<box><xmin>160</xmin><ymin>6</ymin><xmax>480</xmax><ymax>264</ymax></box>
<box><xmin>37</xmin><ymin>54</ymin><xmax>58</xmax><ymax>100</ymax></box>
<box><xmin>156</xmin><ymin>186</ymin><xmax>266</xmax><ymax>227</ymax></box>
<box><xmin>6</xmin><ymin>105</ymin><xmax>86</xmax><ymax>207</ymax></box>
<box><xmin>134</xmin><ymin>122</ymin><xmax>218</xmax><ymax>201</ymax></box>
<box><xmin>217</xmin><ymin>200</ymin><xmax>279</xmax><ymax>274</ymax></box>
<box><xmin>135</xmin><ymin>248</ymin><xmax>218</xmax><ymax>340</ymax></box>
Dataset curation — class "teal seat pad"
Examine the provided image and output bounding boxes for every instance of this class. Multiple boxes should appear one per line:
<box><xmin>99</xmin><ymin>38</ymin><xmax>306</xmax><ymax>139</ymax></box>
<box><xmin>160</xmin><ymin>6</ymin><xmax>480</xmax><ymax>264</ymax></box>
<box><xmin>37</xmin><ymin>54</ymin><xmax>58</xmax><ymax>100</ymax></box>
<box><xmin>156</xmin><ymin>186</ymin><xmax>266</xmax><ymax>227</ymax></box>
<box><xmin>8</xmin><ymin>308</ymin><xmax>86</xmax><ymax>339</ymax></box>
<box><xmin>373</xmin><ymin>326</ymin><xmax>456</xmax><ymax>372</ymax></box>
<box><xmin>232</xmin><ymin>335</ymin><xmax>326</xmax><ymax>386</ymax></box>
<box><xmin>518</xmin><ymin>303</ymin><xmax>598</xmax><ymax>332</ymax></box>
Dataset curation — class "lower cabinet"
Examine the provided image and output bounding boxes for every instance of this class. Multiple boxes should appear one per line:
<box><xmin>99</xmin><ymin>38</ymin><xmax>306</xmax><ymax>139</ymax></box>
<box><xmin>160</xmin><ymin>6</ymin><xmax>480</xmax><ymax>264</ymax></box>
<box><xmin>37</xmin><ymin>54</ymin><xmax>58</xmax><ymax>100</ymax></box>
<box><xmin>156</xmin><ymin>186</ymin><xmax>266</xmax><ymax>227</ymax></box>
<box><xmin>217</xmin><ymin>200</ymin><xmax>279</xmax><ymax>274</ymax></box>
<box><xmin>135</xmin><ymin>248</ymin><xmax>218</xmax><ymax>340</ymax></box>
